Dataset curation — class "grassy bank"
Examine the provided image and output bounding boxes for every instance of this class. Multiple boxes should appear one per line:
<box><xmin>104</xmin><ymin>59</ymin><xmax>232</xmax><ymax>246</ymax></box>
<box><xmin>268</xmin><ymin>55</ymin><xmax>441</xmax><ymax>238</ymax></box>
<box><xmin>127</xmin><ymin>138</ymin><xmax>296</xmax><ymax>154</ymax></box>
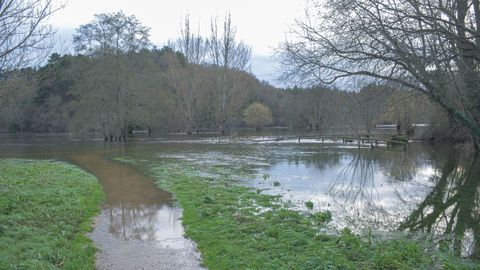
<box><xmin>0</xmin><ymin>159</ymin><xmax>104</xmax><ymax>269</ymax></box>
<box><xmin>119</xmin><ymin>157</ymin><xmax>477</xmax><ymax>270</ymax></box>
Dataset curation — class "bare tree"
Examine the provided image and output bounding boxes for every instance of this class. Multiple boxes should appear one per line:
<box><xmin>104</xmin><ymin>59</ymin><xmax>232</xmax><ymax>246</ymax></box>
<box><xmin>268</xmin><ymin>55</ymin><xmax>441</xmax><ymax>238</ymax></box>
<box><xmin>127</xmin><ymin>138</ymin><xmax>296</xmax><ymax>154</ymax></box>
<box><xmin>280</xmin><ymin>0</ymin><xmax>480</xmax><ymax>149</ymax></box>
<box><xmin>0</xmin><ymin>0</ymin><xmax>60</xmax><ymax>72</ymax></box>
<box><xmin>208</xmin><ymin>13</ymin><xmax>252</xmax><ymax>134</ymax></box>
<box><xmin>166</xmin><ymin>15</ymin><xmax>208</xmax><ymax>134</ymax></box>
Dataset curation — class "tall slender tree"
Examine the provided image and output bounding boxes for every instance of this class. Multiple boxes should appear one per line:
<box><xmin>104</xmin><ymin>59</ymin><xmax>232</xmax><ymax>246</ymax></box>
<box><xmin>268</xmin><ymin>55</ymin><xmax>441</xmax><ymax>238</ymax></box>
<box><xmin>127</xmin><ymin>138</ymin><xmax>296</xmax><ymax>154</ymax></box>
<box><xmin>167</xmin><ymin>15</ymin><xmax>208</xmax><ymax>134</ymax></box>
<box><xmin>208</xmin><ymin>14</ymin><xmax>251</xmax><ymax>134</ymax></box>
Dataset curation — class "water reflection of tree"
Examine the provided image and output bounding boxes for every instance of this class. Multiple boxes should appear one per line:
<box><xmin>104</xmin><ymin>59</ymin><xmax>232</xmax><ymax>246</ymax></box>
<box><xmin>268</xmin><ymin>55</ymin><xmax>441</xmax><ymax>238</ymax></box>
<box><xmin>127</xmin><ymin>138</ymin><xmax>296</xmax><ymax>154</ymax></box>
<box><xmin>381</xmin><ymin>151</ymin><xmax>416</xmax><ymax>182</ymax></box>
<box><xmin>399</xmin><ymin>154</ymin><xmax>480</xmax><ymax>259</ymax></box>
<box><xmin>328</xmin><ymin>148</ymin><xmax>421</xmax><ymax>206</ymax></box>
<box><xmin>329</xmin><ymin>151</ymin><xmax>378</xmax><ymax>205</ymax></box>
<box><xmin>326</xmin><ymin>147</ymin><xmax>450</xmax><ymax>232</ymax></box>
<box><xmin>106</xmin><ymin>203</ymin><xmax>182</xmax><ymax>241</ymax></box>
<box><xmin>326</xmin><ymin>149</ymin><xmax>403</xmax><ymax>231</ymax></box>
<box><xmin>325</xmin><ymin>146</ymin><xmax>480</xmax><ymax>259</ymax></box>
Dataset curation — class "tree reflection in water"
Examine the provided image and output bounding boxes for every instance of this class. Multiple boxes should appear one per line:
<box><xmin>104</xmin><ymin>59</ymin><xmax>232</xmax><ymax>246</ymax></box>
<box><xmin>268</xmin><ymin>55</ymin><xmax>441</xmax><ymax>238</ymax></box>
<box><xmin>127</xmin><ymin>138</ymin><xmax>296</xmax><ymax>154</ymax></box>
<box><xmin>106</xmin><ymin>203</ymin><xmax>183</xmax><ymax>242</ymax></box>
<box><xmin>326</xmin><ymin>148</ymin><xmax>428</xmax><ymax>231</ymax></box>
<box><xmin>400</xmin><ymin>154</ymin><xmax>480</xmax><ymax>259</ymax></box>
<box><xmin>68</xmin><ymin>152</ymin><xmax>186</xmax><ymax>247</ymax></box>
<box><xmin>327</xmin><ymin>148</ymin><xmax>479</xmax><ymax>259</ymax></box>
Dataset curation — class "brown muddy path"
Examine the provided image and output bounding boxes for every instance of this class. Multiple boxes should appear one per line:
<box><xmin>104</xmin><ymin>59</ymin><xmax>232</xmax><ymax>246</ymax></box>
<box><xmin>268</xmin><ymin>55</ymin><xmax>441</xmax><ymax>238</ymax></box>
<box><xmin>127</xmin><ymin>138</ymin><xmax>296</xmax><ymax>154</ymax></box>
<box><xmin>69</xmin><ymin>153</ymin><xmax>204</xmax><ymax>270</ymax></box>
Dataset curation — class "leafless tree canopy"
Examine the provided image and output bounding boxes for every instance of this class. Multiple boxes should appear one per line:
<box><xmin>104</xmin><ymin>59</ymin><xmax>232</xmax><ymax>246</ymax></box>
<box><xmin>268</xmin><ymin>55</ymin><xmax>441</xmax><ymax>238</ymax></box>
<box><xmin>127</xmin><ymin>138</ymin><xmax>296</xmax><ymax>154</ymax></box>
<box><xmin>0</xmin><ymin>0</ymin><xmax>59</xmax><ymax>71</ymax></box>
<box><xmin>166</xmin><ymin>15</ymin><xmax>209</xmax><ymax>134</ymax></box>
<box><xmin>209</xmin><ymin>14</ymin><xmax>252</xmax><ymax>71</ymax></box>
<box><xmin>176</xmin><ymin>15</ymin><xmax>207</xmax><ymax>65</ymax></box>
<box><xmin>207</xmin><ymin>14</ymin><xmax>252</xmax><ymax>133</ymax></box>
<box><xmin>280</xmin><ymin>0</ymin><xmax>480</xmax><ymax>143</ymax></box>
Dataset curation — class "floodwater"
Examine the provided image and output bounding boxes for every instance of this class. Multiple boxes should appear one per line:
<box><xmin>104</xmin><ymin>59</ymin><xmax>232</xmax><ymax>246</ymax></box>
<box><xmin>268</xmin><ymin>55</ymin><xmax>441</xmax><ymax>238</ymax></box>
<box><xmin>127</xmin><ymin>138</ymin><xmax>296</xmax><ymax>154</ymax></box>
<box><xmin>68</xmin><ymin>153</ymin><xmax>203</xmax><ymax>270</ymax></box>
<box><xmin>0</xmin><ymin>133</ymin><xmax>479</xmax><ymax>261</ymax></box>
<box><xmin>0</xmin><ymin>135</ymin><xmax>204</xmax><ymax>270</ymax></box>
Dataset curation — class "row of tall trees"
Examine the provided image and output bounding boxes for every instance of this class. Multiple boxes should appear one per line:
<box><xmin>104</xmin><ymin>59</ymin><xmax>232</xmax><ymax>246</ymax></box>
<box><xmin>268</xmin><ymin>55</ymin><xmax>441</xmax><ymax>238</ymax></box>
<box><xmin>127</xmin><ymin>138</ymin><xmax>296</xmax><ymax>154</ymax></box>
<box><xmin>168</xmin><ymin>14</ymin><xmax>251</xmax><ymax>134</ymax></box>
<box><xmin>0</xmin><ymin>55</ymin><xmax>440</xmax><ymax>137</ymax></box>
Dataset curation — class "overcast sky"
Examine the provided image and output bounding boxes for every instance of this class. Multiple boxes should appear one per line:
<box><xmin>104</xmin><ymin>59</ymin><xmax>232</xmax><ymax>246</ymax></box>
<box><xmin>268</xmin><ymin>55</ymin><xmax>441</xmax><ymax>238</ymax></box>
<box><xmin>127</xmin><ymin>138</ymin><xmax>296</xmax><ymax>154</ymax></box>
<box><xmin>49</xmin><ymin>0</ymin><xmax>307</xmax><ymax>85</ymax></box>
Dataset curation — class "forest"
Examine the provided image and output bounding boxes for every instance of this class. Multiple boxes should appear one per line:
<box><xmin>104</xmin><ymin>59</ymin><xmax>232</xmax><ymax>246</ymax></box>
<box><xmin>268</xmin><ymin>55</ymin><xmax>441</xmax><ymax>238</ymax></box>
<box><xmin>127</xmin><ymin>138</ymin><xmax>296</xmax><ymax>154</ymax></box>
<box><xmin>0</xmin><ymin>11</ymin><xmax>456</xmax><ymax>143</ymax></box>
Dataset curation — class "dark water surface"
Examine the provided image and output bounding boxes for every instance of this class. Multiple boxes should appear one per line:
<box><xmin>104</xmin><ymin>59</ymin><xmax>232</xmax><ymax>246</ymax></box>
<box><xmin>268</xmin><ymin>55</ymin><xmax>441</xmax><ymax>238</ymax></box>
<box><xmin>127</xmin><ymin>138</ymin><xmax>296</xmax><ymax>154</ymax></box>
<box><xmin>0</xmin><ymin>134</ymin><xmax>478</xmax><ymax>260</ymax></box>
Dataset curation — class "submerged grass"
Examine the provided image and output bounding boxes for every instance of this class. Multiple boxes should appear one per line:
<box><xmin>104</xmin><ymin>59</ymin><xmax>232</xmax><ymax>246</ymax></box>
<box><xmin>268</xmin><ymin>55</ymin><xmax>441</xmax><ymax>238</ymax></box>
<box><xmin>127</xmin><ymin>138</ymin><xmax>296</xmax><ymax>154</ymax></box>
<box><xmin>123</xmin><ymin>159</ymin><xmax>478</xmax><ymax>269</ymax></box>
<box><xmin>118</xmin><ymin>157</ymin><xmax>478</xmax><ymax>270</ymax></box>
<box><xmin>0</xmin><ymin>159</ymin><xmax>104</xmax><ymax>270</ymax></box>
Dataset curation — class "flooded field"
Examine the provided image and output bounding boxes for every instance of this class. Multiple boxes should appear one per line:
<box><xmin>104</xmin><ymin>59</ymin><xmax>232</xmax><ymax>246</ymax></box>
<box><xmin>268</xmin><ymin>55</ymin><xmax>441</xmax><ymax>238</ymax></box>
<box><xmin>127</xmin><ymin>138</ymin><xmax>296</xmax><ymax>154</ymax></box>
<box><xmin>0</xmin><ymin>136</ymin><xmax>205</xmax><ymax>270</ymax></box>
<box><xmin>0</xmin><ymin>133</ymin><xmax>478</xmax><ymax>261</ymax></box>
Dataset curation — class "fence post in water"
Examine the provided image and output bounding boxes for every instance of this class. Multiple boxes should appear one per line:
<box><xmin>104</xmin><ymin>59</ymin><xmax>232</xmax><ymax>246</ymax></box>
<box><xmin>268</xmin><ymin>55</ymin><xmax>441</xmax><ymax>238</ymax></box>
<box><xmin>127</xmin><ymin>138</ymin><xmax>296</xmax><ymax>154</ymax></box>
<box><xmin>298</xmin><ymin>138</ymin><xmax>301</xmax><ymax>143</ymax></box>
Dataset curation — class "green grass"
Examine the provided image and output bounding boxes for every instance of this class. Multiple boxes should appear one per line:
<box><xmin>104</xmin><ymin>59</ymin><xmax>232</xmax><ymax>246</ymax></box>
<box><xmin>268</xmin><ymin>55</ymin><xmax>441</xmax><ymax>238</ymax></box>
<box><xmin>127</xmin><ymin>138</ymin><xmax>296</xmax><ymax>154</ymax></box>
<box><xmin>120</xmin><ymin>157</ymin><xmax>479</xmax><ymax>270</ymax></box>
<box><xmin>0</xmin><ymin>159</ymin><xmax>104</xmax><ymax>270</ymax></box>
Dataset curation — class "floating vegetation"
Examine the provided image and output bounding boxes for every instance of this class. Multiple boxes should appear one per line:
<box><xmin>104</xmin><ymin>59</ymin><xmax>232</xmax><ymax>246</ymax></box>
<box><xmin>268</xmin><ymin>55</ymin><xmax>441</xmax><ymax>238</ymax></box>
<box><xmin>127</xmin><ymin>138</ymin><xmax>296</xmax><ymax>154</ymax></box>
<box><xmin>305</xmin><ymin>201</ymin><xmax>314</xmax><ymax>210</ymax></box>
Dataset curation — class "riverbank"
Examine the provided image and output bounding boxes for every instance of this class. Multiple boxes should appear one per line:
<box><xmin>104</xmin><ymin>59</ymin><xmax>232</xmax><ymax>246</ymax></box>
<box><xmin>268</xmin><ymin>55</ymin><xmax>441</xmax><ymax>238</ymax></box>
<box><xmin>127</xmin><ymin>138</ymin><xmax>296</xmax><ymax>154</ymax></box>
<box><xmin>0</xmin><ymin>159</ymin><xmax>104</xmax><ymax>269</ymax></box>
<box><xmin>120</xmin><ymin>157</ymin><xmax>478</xmax><ymax>269</ymax></box>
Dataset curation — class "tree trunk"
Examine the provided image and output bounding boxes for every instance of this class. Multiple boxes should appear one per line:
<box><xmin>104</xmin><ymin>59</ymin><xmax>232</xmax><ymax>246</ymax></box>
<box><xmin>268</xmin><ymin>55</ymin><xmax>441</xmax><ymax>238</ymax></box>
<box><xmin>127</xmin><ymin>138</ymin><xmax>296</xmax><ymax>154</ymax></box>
<box><xmin>474</xmin><ymin>135</ymin><xmax>480</xmax><ymax>152</ymax></box>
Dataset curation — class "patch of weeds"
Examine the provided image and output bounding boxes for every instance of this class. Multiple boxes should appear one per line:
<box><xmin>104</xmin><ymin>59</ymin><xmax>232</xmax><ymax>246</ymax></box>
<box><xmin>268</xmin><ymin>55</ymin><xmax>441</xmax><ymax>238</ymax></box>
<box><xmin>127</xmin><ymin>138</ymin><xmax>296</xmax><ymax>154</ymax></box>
<box><xmin>305</xmin><ymin>201</ymin><xmax>314</xmax><ymax>210</ymax></box>
<box><xmin>203</xmin><ymin>194</ymin><xmax>215</xmax><ymax>204</ymax></box>
<box><xmin>309</xmin><ymin>211</ymin><xmax>333</xmax><ymax>227</ymax></box>
<box><xmin>273</xmin><ymin>181</ymin><xmax>280</xmax><ymax>187</ymax></box>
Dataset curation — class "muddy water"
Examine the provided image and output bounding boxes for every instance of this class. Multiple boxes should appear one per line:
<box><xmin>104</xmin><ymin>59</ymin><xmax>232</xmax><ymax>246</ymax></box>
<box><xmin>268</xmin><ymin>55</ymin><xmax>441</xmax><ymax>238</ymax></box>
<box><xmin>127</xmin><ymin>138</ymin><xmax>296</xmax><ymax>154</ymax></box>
<box><xmin>68</xmin><ymin>153</ymin><xmax>204</xmax><ymax>270</ymax></box>
<box><xmin>0</xmin><ymin>136</ymin><xmax>204</xmax><ymax>270</ymax></box>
